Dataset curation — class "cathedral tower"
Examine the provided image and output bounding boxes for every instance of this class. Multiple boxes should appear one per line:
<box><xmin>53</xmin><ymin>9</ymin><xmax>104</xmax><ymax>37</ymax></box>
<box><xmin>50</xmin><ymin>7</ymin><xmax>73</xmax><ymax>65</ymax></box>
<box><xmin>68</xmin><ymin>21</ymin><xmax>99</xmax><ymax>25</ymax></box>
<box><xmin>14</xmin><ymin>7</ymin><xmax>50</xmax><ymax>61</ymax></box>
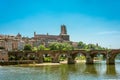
<box><xmin>60</xmin><ymin>25</ymin><xmax>69</xmax><ymax>41</ymax></box>
<box><xmin>60</xmin><ymin>24</ymin><xmax>67</xmax><ymax>35</ymax></box>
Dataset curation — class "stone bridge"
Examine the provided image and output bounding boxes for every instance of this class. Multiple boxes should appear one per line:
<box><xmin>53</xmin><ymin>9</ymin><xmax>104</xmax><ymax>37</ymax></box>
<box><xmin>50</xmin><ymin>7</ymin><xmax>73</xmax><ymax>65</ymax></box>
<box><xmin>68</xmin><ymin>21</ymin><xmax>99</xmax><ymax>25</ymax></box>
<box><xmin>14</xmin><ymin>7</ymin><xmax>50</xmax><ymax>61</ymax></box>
<box><xmin>8</xmin><ymin>49</ymin><xmax>120</xmax><ymax>64</ymax></box>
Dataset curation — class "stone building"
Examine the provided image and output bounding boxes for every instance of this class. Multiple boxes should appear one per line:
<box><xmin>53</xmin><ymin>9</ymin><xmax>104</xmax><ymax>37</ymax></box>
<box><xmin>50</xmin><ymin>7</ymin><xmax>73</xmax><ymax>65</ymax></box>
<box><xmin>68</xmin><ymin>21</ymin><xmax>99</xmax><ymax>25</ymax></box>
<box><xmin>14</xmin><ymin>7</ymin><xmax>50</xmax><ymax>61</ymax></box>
<box><xmin>33</xmin><ymin>25</ymin><xmax>70</xmax><ymax>47</ymax></box>
<box><xmin>0</xmin><ymin>49</ymin><xmax>8</xmax><ymax>61</ymax></box>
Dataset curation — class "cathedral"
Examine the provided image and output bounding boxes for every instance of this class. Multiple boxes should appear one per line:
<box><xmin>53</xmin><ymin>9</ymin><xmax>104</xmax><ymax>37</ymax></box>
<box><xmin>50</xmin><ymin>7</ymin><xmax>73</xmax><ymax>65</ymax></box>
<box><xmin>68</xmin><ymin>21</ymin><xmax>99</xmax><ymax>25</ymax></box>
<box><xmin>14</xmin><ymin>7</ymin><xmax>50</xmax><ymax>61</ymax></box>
<box><xmin>0</xmin><ymin>25</ymin><xmax>70</xmax><ymax>51</ymax></box>
<box><xmin>34</xmin><ymin>24</ymin><xmax>70</xmax><ymax>46</ymax></box>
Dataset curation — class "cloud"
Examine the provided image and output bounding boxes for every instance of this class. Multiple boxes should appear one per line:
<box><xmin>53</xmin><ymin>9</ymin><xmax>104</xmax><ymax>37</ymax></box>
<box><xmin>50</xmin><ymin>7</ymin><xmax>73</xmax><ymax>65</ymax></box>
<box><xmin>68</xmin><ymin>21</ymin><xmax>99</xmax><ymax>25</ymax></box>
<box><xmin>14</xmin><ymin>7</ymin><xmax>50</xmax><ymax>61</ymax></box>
<box><xmin>97</xmin><ymin>31</ymin><xmax>120</xmax><ymax>35</ymax></box>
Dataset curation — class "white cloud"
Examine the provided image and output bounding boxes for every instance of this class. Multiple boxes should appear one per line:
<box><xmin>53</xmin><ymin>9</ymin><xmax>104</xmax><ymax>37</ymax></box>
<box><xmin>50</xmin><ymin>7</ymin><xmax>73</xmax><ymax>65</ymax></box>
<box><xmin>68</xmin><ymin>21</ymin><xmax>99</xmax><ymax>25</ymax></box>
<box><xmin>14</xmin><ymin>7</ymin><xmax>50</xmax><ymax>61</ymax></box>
<box><xmin>97</xmin><ymin>31</ymin><xmax>120</xmax><ymax>35</ymax></box>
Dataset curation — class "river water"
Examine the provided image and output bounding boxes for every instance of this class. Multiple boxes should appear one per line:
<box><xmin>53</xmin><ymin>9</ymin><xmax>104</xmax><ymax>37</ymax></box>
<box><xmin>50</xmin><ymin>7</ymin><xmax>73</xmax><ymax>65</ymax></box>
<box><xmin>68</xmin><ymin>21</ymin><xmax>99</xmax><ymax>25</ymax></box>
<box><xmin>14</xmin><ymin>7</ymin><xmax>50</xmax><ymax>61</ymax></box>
<box><xmin>0</xmin><ymin>61</ymin><xmax>120</xmax><ymax>80</ymax></box>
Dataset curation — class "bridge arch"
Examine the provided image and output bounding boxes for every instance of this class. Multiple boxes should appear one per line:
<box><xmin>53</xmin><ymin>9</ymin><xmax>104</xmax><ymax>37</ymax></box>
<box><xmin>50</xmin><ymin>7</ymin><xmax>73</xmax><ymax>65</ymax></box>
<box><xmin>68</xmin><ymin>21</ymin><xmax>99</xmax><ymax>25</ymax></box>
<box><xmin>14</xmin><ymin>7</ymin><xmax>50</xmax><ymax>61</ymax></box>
<box><xmin>26</xmin><ymin>52</ymin><xmax>37</xmax><ymax>60</ymax></box>
<box><xmin>90</xmin><ymin>50</ymin><xmax>107</xmax><ymax>63</ymax></box>
<box><xmin>58</xmin><ymin>51</ymin><xmax>69</xmax><ymax>63</ymax></box>
<box><xmin>107</xmin><ymin>50</ymin><xmax>120</xmax><ymax>64</ymax></box>
<box><xmin>37</xmin><ymin>50</ymin><xmax>53</xmax><ymax>63</ymax></box>
<box><xmin>85</xmin><ymin>50</ymin><xmax>107</xmax><ymax>64</ymax></box>
<box><xmin>74</xmin><ymin>50</ymin><xmax>87</xmax><ymax>63</ymax></box>
<box><xmin>115</xmin><ymin>53</ymin><xmax>120</xmax><ymax>62</ymax></box>
<box><xmin>67</xmin><ymin>50</ymin><xmax>87</xmax><ymax>64</ymax></box>
<box><xmin>43</xmin><ymin>52</ymin><xmax>52</xmax><ymax>62</ymax></box>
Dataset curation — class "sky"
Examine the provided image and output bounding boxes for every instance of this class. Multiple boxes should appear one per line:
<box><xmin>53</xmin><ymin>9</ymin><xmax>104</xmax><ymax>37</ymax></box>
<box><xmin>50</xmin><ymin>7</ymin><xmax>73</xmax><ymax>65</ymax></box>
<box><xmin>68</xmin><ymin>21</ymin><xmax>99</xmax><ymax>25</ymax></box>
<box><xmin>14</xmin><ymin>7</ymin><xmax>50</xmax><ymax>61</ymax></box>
<box><xmin>0</xmin><ymin>0</ymin><xmax>120</xmax><ymax>49</ymax></box>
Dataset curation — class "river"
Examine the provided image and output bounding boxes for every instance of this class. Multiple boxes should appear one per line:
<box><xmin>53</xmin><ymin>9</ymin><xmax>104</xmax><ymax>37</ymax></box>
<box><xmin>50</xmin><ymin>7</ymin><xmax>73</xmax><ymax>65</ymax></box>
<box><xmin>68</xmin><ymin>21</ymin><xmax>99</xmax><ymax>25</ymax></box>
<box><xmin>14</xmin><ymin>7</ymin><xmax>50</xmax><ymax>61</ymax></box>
<box><xmin>0</xmin><ymin>61</ymin><xmax>120</xmax><ymax>80</ymax></box>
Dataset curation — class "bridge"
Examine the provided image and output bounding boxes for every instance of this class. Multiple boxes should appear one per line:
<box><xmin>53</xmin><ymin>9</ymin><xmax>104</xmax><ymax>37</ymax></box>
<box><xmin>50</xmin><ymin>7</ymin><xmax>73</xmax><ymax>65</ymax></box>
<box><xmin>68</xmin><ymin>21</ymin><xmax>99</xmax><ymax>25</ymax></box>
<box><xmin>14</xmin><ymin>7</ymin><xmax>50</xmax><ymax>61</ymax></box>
<box><xmin>8</xmin><ymin>49</ymin><xmax>120</xmax><ymax>65</ymax></box>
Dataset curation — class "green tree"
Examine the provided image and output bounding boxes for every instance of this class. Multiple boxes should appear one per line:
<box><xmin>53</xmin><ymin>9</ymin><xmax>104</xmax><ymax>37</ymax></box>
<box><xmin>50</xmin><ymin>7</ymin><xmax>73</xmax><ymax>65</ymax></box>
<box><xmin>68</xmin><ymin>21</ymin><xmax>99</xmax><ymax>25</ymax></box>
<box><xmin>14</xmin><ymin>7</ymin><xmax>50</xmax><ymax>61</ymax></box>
<box><xmin>49</xmin><ymin>42</ymin><xmax>63</xmax><ymax>50</ymax></box>
<box><xmin>62</xmin><ymin>43</ymin><xmax>74</xmax><ymax>50</ymax></box>
<box><xmin>32</xmin><ymin>47</ymin><xmax>38</xmax><ymax>51</ymax></box>
<box><xmin>24</xmin><ymin>44</ymin><xmax>32</xmax><ymax>51</ymax></box>
<box><xmin>38</xmin><ymin>45</ymin><xmax>46</xmax><ymax>50</ymax></box>
<box><xmin>78</xmin><ymin>41</ymin><xmax>86</xmax><ymax>49</ymax></box>
<box><xmin>49</xmin><ymin>42</ymin><xmax>74</xmax><ymax>50</ymax></box>
<box><xmin>77</xmin><ymin>41</ymin><xmax>107</xmax><ymax>50</ymax></box>
<box><xmin>87</xmin><ymin>44</ymin><xmax>96</xmax><ymax>50</ymax></box>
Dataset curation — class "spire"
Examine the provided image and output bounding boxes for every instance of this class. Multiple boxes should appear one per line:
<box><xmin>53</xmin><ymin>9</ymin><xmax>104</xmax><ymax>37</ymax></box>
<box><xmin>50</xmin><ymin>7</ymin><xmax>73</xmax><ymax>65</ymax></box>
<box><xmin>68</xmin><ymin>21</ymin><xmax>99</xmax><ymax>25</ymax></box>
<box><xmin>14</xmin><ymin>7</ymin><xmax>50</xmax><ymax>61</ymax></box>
<box><xmin>60</xmin><ymin>24</ymin><xmax>67</xmax><ymax>35</ymax></box>
<box><xmin>34</xmin><ymin>32</ymin><xmax>36</xmax><ymax>36</ymax></box>
<box><xmin>16</xmin><ymin>33</ymin><xmax>22</xmax><ymax>39</ymax></box>
<box><xmin>17</xmin><ymin>33</ymin><xmax>21</xmax><ymax>37</ymax></box>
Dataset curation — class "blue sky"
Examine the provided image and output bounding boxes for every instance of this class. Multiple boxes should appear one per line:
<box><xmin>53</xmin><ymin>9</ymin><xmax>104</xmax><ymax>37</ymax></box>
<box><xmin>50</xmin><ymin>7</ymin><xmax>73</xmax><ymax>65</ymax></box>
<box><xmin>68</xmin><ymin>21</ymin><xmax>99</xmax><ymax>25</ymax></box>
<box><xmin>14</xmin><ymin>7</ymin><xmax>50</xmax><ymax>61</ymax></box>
<box><xmin>0</xmin><ymin>0</ymin><xmax>120</xmax><ymax>49</ymax></box>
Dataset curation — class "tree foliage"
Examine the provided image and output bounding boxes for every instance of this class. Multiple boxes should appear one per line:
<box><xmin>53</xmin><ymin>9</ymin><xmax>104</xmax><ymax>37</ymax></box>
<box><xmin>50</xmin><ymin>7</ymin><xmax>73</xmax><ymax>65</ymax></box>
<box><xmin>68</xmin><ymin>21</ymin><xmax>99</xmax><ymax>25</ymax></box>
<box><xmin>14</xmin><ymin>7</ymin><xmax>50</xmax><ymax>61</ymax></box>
<box><xmin>77</xmin><ymin>41</ymin><xmax>107</xmax><ymax>50</ymax></box>
<box><xmin>24</xmin><ymin>44</ymin><xmax>32</xmax><ymax>51</ymax></box>
<box><xmin>62</xmin><ymin>43</ymin><xmax>74</xmax><ymax>50</ymax></box>
<box><xmin>49</xmin><ymin>42</ymin><xmax>74</xmax><ymax>50</ymax></box>
<box><xmin>32</xmin><ymin>47</ymin><xmax>38</xmax><ymax>51</ymax></box>
<box><xmin>38</xmin><ymin>45</ymin><xmax>46</xmax><ymax>50</ymax></box>
<box><xmin>78</xmin><ymin>41</ymin><xmax>86</xmax><ymax>49</ymax></box>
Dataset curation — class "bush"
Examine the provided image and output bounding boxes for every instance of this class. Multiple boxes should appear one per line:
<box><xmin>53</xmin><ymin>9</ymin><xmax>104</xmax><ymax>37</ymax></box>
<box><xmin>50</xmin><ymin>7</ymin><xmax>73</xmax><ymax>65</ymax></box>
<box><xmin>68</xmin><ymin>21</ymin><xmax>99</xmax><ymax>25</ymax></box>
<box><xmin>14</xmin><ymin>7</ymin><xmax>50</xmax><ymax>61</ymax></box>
<box><xmin>24</xmin><ymin>44</ymin><xmax>32</xmax><ymax>51</ymax></box>
<box><xmin>43</xmin><ymin>57</ymin><xmax>52</xmax><ymax>62</ymax></box>
<box><xmin>9</xmin><ymin>56</ymin><xmax>15</xmax><ymax>60</ymax></box>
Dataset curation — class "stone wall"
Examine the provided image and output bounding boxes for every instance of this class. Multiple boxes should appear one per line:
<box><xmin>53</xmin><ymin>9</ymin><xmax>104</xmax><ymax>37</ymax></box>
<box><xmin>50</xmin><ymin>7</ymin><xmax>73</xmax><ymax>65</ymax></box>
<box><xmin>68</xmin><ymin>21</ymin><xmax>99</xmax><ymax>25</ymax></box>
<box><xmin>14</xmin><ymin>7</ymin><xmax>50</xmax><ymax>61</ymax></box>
<box><xmin>0</xmin><ymin>50</ymin><xmax>8</xmax><ymax>61</ymax></box>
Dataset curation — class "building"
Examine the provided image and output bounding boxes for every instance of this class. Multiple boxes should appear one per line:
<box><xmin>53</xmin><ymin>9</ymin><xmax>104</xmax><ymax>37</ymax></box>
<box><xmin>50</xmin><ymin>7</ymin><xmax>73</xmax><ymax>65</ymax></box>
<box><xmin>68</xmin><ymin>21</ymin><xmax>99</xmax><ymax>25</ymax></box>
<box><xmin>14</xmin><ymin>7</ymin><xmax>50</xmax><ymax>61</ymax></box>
<box><xmin>0</xmin><ymin>25</ymin><xmax>70</xmax><ymax>51</ymax></box>
<box><xmin>0</xmin><ymin>49</ymin><xmax>8</xmax><ymax>61</ymax></box>
<box><xmin>33</xmin><ymin>25</ymin><xmax>70</xmax><ymax>47</ymax></box>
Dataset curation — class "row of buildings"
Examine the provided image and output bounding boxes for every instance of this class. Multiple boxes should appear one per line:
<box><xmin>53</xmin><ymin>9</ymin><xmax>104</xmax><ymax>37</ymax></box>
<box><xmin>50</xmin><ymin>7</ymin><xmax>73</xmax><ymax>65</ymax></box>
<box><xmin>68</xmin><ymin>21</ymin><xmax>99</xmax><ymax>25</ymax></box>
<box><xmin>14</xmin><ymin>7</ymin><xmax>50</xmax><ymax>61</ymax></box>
<box><xmin>0</xmin><ymin>25</ymin><xmax>71</xmax><ymax>51</ymax></box>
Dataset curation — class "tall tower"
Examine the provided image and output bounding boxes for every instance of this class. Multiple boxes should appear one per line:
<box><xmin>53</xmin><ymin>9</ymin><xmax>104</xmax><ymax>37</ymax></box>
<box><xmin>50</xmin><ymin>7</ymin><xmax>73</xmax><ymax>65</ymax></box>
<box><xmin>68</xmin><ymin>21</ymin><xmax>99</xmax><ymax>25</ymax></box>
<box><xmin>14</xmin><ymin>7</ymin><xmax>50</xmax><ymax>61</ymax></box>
<box><xmin>60</xmin><ymin>25</ymin><xmax>69</xmax><ymax>41</ymax></box>
<box><xmin>16</xmin><ymin>33</ymin><xmax>22</xmax><ymax>39</ymax></box>
<box><xmin>60</xmin><ymin>24</ymin><xmax>67</xmax><ymax>35</ymax></box>
<box><xmin>34</xmin><ymin>32</ymin><xmax>36</xmax><ymax>37</ymax></box>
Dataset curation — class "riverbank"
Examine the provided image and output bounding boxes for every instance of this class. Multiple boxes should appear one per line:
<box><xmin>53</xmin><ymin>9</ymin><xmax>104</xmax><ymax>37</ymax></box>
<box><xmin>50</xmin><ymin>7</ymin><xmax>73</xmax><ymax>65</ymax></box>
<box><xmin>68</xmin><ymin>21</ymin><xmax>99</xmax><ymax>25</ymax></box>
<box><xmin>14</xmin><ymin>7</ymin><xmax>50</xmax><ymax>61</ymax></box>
<box><xmin>18</xmin><ymin>63</ymin><xmax>60</xmax><ymax>67</ymax></box>
<box><xmin>17</xmin><ymin>60</ymin><xmax>86</xmax><ymax>67</ymax></box>
<box><xmin>60</xmin><ymin>60</ymin><xmax>86</xmax><ymax>64</ymax></box>
<box><xmin>18</xmin><ymin>60</ymin><xmax>104</xmax><ymax>67</ymax></box>
<box><xmin>0</xmin><ymin>60</ymin><xmax>104</xmax><ymax>66</ymax></box>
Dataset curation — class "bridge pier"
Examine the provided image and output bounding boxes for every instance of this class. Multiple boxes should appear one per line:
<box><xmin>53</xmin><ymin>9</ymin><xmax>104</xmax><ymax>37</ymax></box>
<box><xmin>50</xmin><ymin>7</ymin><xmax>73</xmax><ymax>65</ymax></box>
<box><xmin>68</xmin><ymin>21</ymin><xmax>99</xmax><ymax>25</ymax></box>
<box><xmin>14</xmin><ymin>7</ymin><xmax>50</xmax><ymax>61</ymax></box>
<box><xmin>37</xmin><ymin>53</ymin><xmax>43</xmax><ymax>63</ymax></box>
<box><xmin>106</xmin><ymin>58</ymin><xmax>115</xmax><ymax>65</ymax></box>
<box><xmin>67</xmin><ymin>57</ymin><xmax>76</xmax><ymax>64</ymax></box>
<box><xmin>86</xmin><ymin>53</ymin><xmax>93</xmax><ymax>64</ymax></box>
<box><xmin>86</xmin><ymin>57</ymin><xmax>93</xmax><ymax>64</ymax></box>
<box><xmin>106</xmin><ymin>53</ymin><xmax>115</xmax><ymax>65</ymax></box>
<box><xmin>51</xmin><ymin>53</ymin><xmax>60</xmax><ymax>63</ymax></box>
<box><xmin>52</xmin><ymin>57</ymin><xmax>59</xmax><ymax>63</ymax></box>
<box><xmin>67</xmin><ymin>54</ymin><xmax>76</xmax><ymax>64</ymax></box>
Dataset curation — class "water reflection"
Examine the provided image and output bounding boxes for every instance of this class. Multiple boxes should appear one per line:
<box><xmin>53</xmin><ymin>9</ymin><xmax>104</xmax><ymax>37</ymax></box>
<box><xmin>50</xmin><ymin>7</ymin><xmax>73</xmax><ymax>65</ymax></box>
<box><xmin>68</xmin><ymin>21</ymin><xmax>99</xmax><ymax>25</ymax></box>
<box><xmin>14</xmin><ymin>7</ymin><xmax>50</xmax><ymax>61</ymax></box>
<box><xmin>68</xmin><ymin>64</ymin><xmax>78</xmax><ymax>72</ymax></box>
<box><xmin>60</xmin><ymin>65</ymin><xmax>69</xmax><ymax>80</ymax></box>
<box><xmin>59</xmin><ymin>64</ymin><xmax>86</xmax><ymax>80</ymax></box>
<box><xmin>106</xmin><ymin>65</ymin><xmax>117</xmax><ymax>75</ymax></box>
<box><xmin>84</xmin><ymin>64</ymin><xmax>97</xmax><ymax>74</ymax></box>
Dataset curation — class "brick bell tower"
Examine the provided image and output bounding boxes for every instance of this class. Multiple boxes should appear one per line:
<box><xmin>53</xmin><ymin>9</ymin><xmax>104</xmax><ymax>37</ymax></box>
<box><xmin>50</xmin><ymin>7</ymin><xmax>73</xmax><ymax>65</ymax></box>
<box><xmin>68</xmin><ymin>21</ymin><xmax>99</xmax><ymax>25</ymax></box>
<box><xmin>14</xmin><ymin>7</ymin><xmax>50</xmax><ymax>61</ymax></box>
<box><xmin>60</xmin><ymin>24</ymin><xmax>70</xmax><ymax>41</ymax></box>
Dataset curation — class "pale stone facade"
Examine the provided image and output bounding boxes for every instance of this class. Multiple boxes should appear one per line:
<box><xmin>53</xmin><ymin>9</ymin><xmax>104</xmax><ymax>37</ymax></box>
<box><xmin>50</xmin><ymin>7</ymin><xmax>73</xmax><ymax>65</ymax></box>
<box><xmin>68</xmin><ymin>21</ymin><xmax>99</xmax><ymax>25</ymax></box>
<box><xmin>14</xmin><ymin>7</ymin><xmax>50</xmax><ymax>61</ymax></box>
<box><xmin>0</xmin><ymin>49</ymin><xmax>8</xmax><ymax>61</ymax></box>
<box><xmin>18</xmin><ymin>40</ymin><xmax>25</xmax><ymax>50</ymax></box>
